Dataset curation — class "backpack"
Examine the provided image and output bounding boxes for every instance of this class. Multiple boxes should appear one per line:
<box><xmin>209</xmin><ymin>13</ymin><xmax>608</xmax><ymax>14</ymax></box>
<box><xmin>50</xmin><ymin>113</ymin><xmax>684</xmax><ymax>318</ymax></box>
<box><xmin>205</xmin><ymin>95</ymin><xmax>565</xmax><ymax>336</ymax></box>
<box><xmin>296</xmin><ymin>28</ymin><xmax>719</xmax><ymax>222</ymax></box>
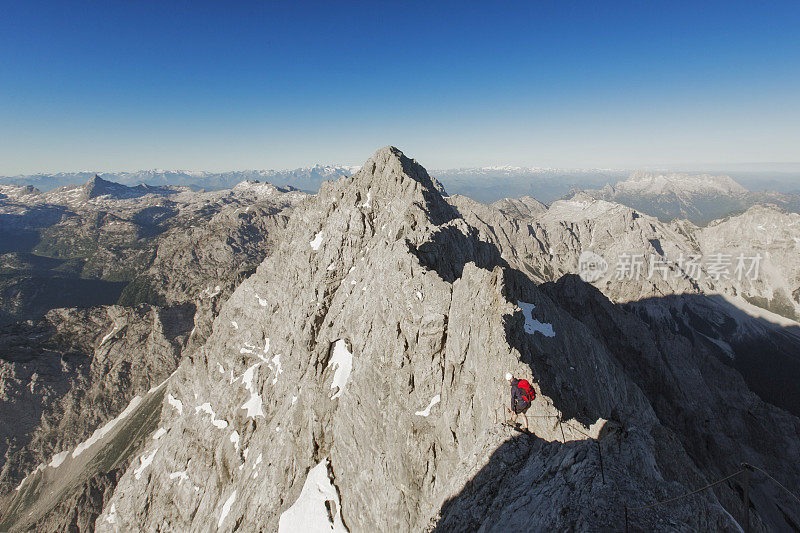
<box><xmin>517</xmin><ymin>379</ymin><xmax>535</xmax><ymax>403</ymax></box>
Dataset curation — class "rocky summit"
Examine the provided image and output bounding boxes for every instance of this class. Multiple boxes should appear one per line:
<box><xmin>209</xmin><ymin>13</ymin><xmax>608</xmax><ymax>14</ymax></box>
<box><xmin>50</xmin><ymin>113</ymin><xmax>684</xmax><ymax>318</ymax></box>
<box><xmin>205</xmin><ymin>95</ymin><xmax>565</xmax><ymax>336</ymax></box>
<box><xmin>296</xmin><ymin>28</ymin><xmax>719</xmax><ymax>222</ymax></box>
<box><xmin>1</xmin><ymin>147</ymin><xmax>799</xmax><ymax>532</ymax></box>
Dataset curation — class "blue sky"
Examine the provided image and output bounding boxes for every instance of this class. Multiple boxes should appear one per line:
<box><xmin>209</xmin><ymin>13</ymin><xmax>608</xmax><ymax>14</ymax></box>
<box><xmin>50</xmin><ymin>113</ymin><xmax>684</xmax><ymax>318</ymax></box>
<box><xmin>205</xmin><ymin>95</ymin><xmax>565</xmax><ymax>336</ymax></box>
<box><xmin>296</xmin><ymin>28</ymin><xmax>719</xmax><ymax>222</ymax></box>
<box><xmin>1</xmin><ymin>1</ymin><xmax>799</xmax><ymax>174</ymax></box>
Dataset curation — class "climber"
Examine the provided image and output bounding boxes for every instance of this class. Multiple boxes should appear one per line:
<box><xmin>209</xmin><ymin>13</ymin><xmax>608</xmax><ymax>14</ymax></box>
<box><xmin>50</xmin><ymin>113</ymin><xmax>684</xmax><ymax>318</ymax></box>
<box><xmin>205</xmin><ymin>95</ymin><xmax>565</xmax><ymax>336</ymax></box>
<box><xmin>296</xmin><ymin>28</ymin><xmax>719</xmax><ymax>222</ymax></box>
<box><xmin>506</xmin><ymin>372</ymin><xmax>535</xmax><ymax>430</ymax></box>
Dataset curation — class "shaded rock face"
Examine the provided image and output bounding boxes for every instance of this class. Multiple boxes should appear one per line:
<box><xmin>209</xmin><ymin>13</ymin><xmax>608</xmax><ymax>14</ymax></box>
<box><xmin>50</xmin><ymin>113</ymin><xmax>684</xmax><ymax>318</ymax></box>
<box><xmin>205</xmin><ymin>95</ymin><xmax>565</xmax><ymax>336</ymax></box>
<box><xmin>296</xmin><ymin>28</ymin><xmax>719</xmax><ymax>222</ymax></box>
<box><xmin>29</xmin><ymin>469</ymin><xmax>123</xmax><ymax>533</ymax></box>
<box><xmin>448</xmin><ymin>192</ymin><xmax>800</xmax><ymax>417</ymax></box>
<box><xmin>0</xmin><ymin>304</ymin><xmax>192</xmax><ymax>498</ymax></box>
<box><xmin>59</xmin><ymin>147</ymin><xmax>796</xmax><ymax>532</ymax></box>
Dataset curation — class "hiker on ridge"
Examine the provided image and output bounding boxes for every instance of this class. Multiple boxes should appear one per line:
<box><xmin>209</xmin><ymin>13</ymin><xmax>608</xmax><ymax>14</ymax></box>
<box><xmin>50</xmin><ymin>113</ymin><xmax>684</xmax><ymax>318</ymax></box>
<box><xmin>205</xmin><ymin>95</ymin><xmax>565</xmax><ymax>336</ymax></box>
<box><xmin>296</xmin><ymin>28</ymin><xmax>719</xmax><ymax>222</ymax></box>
<box><xmin>506</xmin><ymin>372</ymin><xmax>535</xmax><ymax>430</ymax></box>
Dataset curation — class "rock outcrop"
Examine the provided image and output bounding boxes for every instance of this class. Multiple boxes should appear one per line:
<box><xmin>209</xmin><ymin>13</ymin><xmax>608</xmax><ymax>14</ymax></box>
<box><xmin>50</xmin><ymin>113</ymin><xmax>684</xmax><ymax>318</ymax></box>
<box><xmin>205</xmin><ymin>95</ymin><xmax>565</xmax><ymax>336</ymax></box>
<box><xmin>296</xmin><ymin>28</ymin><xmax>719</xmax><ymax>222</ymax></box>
<box><xmin>15</xmin><ymin>147</ymin><xmax>784</xmax><ymax>532</ymax></box>
<box><xmin>1</xmin><ymin>148</ymin><xmax>798</xmax><ymax>532</ymax></box>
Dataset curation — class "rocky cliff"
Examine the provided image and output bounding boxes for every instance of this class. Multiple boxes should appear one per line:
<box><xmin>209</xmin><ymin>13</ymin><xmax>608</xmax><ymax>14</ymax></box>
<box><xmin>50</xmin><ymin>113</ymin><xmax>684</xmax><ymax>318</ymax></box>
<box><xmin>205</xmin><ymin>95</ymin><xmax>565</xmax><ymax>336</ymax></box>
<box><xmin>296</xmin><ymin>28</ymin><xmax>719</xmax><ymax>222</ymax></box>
<box><xmin>2</xmin><ymin>147</ymin><xmax>799</xmax><ymax>532</ymax></box>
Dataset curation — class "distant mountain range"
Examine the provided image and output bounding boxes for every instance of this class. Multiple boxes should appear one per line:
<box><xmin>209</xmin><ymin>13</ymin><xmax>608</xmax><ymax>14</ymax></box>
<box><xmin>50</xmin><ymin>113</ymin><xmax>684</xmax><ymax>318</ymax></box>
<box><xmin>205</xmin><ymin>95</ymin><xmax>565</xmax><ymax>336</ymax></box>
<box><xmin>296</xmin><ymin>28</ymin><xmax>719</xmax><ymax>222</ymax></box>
<box><xmin>0</xmin><ymin>165</ymin><xmax>360</xmax><ymax>194</ymax></box>
<box><xmin>3</xmin><ymin>148</ymin><xmax>799</xmax><ymax>531</ymax></box>
<box><xmin>582</xmin><ymin>171</ymin><xmax>800</xmax><ymax>223</ymax></box>
<box><xmin>3</xmin><ymin>166</ymin><xmax>800</xmax><ymax>224</ymax></box>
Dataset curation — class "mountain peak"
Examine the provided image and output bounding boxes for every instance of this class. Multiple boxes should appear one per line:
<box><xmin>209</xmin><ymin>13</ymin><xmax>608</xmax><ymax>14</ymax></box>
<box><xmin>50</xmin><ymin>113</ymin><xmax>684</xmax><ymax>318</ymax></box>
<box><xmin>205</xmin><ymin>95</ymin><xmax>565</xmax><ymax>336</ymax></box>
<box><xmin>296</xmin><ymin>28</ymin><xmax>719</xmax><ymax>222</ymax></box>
<box><xmin>83</xmin><ymin>174</ymin><xmax>127</xmax><ymax>198</ymax></box>
<box><xmin>354</xmin><ymin>146</ymin><xmax>447</xmax><ymax>196</ymax></box>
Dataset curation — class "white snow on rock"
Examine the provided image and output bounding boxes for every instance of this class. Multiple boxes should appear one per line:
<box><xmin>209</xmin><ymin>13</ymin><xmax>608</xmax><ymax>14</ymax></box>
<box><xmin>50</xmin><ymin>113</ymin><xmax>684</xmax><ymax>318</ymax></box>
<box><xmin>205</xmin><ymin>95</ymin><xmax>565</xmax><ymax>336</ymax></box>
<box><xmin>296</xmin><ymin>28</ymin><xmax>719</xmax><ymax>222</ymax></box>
<box><xmin>147</xmin><ymin>375</ymin><xmax>172</xmax><ymax>395</ymax></box>
<box><xmin>50</xmin><ymin>450</ymin><xmax>69</xmax><ymax>468</ymax></box>
<box><xmin>134</xmin><ymin>448</ymin><xmax>159</xmax><ymax>480</ymax></box>
<box><xmin>168</xmin><ymin>393</ymin><xmax>184</xmax><ymax>415</ymax></box>
<box><xmin>152</xmin><ymin>428</ymin><xmax>167</xmax><ymax>440</ymax></box>
<box><xmin>277</xmin><ymin>459</ymin><xmax>348</xmax><ymax>533</ymax></box>
<box><xmin>517</xmin><ymin>300</ymin><xmax>556</xmax><ymax>338</ymax></box>
<box><xmin>231</xmin><ymin>321</ymin><xmax>238</xmax><ymax>330</ymax></box>
<box><xmin>241</xmin><ymin>392</ymin><xmax>265</xmax><ymax>419</ymax></box>
<box><xmin>270</xmin><ymin>353</ymin><xmax>283</xmax><ymax>384</ymax></box>
<box><xmin>327</xmin><ymin>340</ymin><xmax>353</xmax><ymax>400</ymax></box>
<box><xmin>195</xmin><ymin>402</ymin><xmax>229</xmax><ymax>429</ymax></box>
<box><xmin>72</xmin><ymin>395</ymin><xmax>143</xmax><ymax>459</ymax></box>
<box><xmin>361</xmin><ymin>191</ymin><xmax>372</xmax><ymax>208</ymax></box>
<box><xmin>218</xmin><ymin>490</ymin><xmax>237</xmax><ymax>528</ymax></box>
<box><xmin>202</xmin><ymin>285</ymin><xmax>221</xmax><ymax>298</ymax></box>
<box><xmin>105</xmin><ymin>503</ymin><xmax>117</xmax><ymax>524</ymax></box>
<box><xmin>415</xmin><ymin>394</ymin><xmax>441</xmax><ymax>417</ymax></box>
<box><xmin>241</xmin><ymin>363</ymin><xmax>260</xmax><ymax>392</ymax></box>
<box><xmin>100</xmin><ymin>325</ymin><xmax>123</xmax><ymax>345</ymax></box>
<box><xmin>230</xmin><ymin>431</ymin><xmax>240</xmax><ymax>451</ymax></box>
<box><xmin>15</xmin><ymin>464</ymin><xmax>46</xmax><ymax>491</ymax></box>
<box><xmin>309</xmin><ymin>231</ymin><xmax>324</xmax><ymax>250</ymax></box>
<box><xmin>415</xmin><ymin>291</ymin><xmax>423</xmax><ymax>301</ymax></box>
<box><xmin>327</xmin><ymin>262</ymin><xmax>336</xmax><ymax>271</ymax></box>
<box><xmin>169</xmin><ymin>471</ymin><xmax>189</xmax><ymax>484</ymax></box>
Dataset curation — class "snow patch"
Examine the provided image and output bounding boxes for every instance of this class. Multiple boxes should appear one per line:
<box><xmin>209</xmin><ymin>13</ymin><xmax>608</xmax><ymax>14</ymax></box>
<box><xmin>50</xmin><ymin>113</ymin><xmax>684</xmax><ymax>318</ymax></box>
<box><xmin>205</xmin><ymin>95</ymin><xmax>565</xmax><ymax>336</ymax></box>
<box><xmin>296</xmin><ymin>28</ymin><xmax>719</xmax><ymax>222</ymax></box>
<box><xmin>241</xmin><ymin>392</ymin><xmax>265</xmax><ymax>419</ymax></box>
<box><xmin>218</xmin><ymin>490</ymin><xmax>237</xmax><ymax>528</ymax></box>
<box><xmin>134</xmin><ymin>448</ymin><xmax>159</xmax><ymax>480</ymax></box>
<box><xmin>202</xmin><ymin>285</ymin><xmax>221</xmax><ymax>298</ymax></box>
<box><xmin>152</xmin><ymin>428</ymin><xmax>167</xmax><ymax>440</ymax></box>
<box><xmin>231</xmin><ymin>321</ymin><xmax>238</xmax><ymax>330</ymax></box>
<box><xmin>277</xmin><ymin>459</ymin><xmax>348</xmax><ymax>533</ymax></box>
<box><xmin>15</xmin><ymin>464</ymin><xmax>46</xmax><ymax>491</ymax></box>
<box><xmin>256</xmin><ymin>294</ymin><xmax>267</xmax><ymax>306</ymax></box>
<box><xmin>270</xmin><ymin>353</ymin><xmax>283</xmax><ymax>385</ymax></box>
<box><xmin>230</xmin><ymin>431</ymin><xmax>240</xmax><ymax>451</ymax></box>
<box><xmin>105</xmin><ymin>503</ymin><xmax>117</xmax><ymax>524</ymax></box>
<box><xmin>169</xmin><ymin>471</ymin><xmax>189</xmax><ymax>484</ymax></box>
<box><xmin>168</xmin><ymin>394</ymin><xmax>184</xmax><ymax>415</ymax></box>
<box><xmin>517</xmin><ymin>300</ymin><xmax>556</xmax><ymax>338</ymax></box>
<box><xmin>195</xmin><ymin>402</ymin><xmax>228</xmax><ymax>429</ymax></box>
<box><xmin>415</xmin><ymin>394</ymin><xmax>441</xmax><ymax>417</ymax></box>
<box><xmin>241</xmin><ymin>363</ymin><xmax>260</xmax><ymax>393</ymax></box>
<box><xmin>309</xmin><ymin>231</ymin><xmax>324</xmax><ymax>250</ymax></box>
<box><xmin>50</xmin><ymin>450</ymin><xmax>69</xmax><ymax>468</ymax></box>
<box><xmin>327</xmin><ymin>340</ymin><xmax>353</xmax><ymax>400</ymax></box>
<box><xmin>72</xmin><ymin>396</ymin><xmax>143</xmax><ymax>458</ymax></box>
<box><xmin>100</xmin><ymin>325</ymin><xmax>123</xmax><ymax>345</ymax></box>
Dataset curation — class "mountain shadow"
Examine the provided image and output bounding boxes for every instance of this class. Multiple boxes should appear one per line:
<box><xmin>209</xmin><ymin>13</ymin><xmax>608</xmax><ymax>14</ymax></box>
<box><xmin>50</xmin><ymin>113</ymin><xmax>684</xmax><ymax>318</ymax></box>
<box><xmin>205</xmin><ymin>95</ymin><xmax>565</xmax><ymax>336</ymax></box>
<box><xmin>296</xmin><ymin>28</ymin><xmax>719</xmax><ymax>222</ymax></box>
<box><xmin>403</xmin><ymin>219</ymin><xmax>800</xmax><ymax>531</ymax></box>
<box><xmin>436</xmin><ymin>269</ymin><xmax>800</xmax><ymax>531</ymax></box>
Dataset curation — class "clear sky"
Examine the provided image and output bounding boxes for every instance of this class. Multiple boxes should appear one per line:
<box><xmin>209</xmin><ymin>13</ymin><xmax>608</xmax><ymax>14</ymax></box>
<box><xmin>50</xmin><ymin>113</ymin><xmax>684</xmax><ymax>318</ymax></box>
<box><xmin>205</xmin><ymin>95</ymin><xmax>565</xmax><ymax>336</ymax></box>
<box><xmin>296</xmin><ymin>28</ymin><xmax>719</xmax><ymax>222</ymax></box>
<box><xmin>1</xmin><ymin>1</ymin><xmax>799</xmax><ymax>174</ymax></box>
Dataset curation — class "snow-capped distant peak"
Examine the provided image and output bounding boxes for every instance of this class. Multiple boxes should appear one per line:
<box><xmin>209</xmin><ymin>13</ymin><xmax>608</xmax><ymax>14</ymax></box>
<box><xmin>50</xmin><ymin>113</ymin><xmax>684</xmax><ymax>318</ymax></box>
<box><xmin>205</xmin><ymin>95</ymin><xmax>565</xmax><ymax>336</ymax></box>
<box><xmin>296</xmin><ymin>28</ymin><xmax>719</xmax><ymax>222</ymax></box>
<box><xmin>616</xmin><ymin>171</ymin><xmax>747</xmax><ymax>196</ymax></box>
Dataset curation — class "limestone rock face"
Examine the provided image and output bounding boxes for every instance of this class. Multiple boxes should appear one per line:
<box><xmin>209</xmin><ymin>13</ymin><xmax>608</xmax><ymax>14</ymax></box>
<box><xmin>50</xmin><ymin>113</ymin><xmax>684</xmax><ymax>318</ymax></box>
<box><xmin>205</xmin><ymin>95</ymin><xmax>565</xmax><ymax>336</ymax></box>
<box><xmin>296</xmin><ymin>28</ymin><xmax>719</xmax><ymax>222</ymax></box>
<box><xmin>0</xmin><ymin>304</ymin><xmax>192</xmax><ymax>499</ymax></box>
<box><xmin>66</xmin><ymin>147</ymin><xmax>795</xmax><ymax>532</ymax></box>
<box><xmin>2</xmin><ymin>148</ymin><xmax>799</xmax><ymax>532</ymax></box>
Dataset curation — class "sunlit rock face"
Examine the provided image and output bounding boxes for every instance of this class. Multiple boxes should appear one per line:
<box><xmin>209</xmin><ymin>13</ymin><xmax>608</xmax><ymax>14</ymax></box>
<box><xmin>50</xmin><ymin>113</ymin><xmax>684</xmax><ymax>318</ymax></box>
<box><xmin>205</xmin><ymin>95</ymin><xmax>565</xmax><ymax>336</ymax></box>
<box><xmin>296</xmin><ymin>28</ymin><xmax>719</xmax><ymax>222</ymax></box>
<box><xmin>2</xmin><ymin>148</ymin><xmax>798</xmax><ymax>532</ymax></box>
